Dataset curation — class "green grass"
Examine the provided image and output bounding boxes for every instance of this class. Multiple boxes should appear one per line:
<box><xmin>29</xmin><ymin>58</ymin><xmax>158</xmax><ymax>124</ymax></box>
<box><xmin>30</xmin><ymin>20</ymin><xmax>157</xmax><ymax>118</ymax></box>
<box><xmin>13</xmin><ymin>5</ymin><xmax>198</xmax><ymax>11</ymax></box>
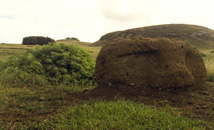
<box><xmin>199</xmin><ymin>48</ymin><xmax>214</xmax><ymax>81</ymax></box>
<box><xmin>3</xmin><ymin>100</ymin><xmax>208</xmax><ymax>130</ymax></box>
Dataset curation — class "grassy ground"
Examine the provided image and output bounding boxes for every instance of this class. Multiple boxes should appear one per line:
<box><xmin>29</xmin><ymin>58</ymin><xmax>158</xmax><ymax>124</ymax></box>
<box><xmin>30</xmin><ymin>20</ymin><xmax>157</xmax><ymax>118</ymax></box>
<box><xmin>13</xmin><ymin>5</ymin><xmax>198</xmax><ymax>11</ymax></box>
<box><xmin>198</xmin><ymin>48</ymin><xmax>214</xmax><ymax>81</ymax></box>
<box><xmin>0</xmin><ymin>41</ymin><xmax>214</xmax><ymax>129</ymax></box>
<box><xmin>0</xmin><ymin>43</ymin><xmax>34</xmax><ymax>61</ymax></box>
<box><xmin>0</xmin><ymin>83</ymin><xmax>96</xmax><ymax>129</ymax></box>
<box><xmin>0</xmin><ymin>81</ymin><xmax>210</xmax><ymax>129</ymax></box>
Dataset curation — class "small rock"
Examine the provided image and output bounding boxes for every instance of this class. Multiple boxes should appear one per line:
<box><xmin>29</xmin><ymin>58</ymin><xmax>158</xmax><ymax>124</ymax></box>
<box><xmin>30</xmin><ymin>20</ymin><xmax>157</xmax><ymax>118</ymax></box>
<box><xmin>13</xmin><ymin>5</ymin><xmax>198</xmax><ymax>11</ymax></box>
<box><xmin>107</xmin><ymin>83</ymin><xmax>112</xmax><ymax>87</ymax></box>
<box><xmin>200</xmin><ymin>91</ymin><xmax>209</xmax><ymax>95</ymax></box>
<box><xmin>39</xmin><ymin>97</ymin><xmax>45</xmax><ymax>101</ymax></box>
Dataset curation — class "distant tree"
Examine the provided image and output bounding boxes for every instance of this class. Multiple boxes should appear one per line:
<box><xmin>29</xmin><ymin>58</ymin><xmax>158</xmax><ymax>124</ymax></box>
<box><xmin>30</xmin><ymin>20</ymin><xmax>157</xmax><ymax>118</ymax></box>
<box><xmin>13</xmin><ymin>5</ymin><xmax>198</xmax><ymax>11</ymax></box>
<box><xmin>66</xmin><ymin>37</ymin><xmax>71</xmax><ymax>39</ymax></box>
<box><xmin>71</xmin><ymin>37</ymin><xmax>79</xmax><ymax>41</ymax></box>
<box><xmin>22</xmin><ymin>36</ymin><xmax>55</xmax><ymax>45</ymax></box>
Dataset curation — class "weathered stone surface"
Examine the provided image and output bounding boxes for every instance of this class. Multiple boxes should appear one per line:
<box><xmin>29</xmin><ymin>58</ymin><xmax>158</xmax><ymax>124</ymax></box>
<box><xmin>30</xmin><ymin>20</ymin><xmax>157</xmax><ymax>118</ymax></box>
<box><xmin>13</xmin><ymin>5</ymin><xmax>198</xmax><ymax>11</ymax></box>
<box><xmin>95</xmin><ymin>37</ymin><xmax>207</xmax><ymax>90</ymax></box>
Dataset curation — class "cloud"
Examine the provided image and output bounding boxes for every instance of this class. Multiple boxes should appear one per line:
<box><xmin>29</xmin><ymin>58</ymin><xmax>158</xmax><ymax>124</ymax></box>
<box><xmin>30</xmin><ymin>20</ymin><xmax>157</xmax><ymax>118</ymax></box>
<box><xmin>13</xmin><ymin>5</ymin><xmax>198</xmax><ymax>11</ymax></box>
<box><xmin>96</xmin><ymin>0</ymin><xmax>158</xmax><ymax>36</ymax></box>
<box><xmin>99</xmin><ymin>0</ymin><xmax>154</xmax><ymax>23</ymax></box>
<box><xmin>0</xmin><ymin>0</ymin><xmax>104</xmax><ymax>43</ymax></box>
<box><xmin>1</xmin><ymin>0</ymin><xmax>214</xmax><ymax>43</ymax></box>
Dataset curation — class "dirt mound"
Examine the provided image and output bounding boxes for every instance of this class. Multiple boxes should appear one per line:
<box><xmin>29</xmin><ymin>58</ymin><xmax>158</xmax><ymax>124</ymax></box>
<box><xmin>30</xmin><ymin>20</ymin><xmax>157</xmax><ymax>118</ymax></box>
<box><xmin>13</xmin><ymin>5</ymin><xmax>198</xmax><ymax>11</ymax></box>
<box><xmin>95</xmin><ymin>37</ymin><xmax>207</xmax><ymax>91</ymax></box>
<box><xmin>92</xmin><ymin>24</ymin><xmax>214</xmax><ymax>48</ymax></box>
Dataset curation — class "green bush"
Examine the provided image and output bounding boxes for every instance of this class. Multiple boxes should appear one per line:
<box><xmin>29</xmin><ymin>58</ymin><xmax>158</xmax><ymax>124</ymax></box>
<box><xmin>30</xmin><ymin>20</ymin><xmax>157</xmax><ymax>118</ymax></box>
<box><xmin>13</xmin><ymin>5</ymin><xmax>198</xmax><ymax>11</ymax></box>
<box><xmin>4</xmin><ymin>43</ymin><xmax>95</xmax><ymax>86</ymax></box>
<box><xmin>22</xmin><ymin>36</ymin><xmax>55</xmax><ymax>45</ymax></box>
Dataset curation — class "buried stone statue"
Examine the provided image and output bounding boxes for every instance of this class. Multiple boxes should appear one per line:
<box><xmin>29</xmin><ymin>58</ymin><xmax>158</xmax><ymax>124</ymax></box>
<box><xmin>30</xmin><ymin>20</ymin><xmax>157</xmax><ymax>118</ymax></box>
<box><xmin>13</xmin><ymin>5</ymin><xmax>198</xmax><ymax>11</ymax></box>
<box><xmin>95</xmin><ymin>37</ymin><xmax>207</xmax><ymax>91</ymax></box>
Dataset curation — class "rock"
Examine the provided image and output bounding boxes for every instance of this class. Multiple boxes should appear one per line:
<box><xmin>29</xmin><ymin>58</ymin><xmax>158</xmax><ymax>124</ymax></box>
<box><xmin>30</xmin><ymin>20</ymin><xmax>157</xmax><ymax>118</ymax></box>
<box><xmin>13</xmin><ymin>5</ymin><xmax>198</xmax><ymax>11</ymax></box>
<box><xmin>95</xmin><ymin>37</ymin><xmax>207</xmax><ymax>90</ymax></box>
<box><xmin>130</xmin><ymin>83</ymin><xmax>135</xmax><ymax>86</ymax></box>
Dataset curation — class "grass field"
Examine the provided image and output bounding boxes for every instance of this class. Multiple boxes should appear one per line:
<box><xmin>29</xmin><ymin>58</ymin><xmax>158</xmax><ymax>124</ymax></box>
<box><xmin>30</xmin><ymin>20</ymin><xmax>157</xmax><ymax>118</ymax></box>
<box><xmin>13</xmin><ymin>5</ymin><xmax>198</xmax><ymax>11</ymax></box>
<box><xmin>0</xmin><ymin>40</ymin><xmax>101</xmax><ymax>61</ymax></box>
<box><xmin>0</xmin><ymin>44</ymin><xmax>33</xmax><ymax>61</ymax></box>
<box><xmin>0</xmin><ymin>40</ymin><xmax>214</xmax><ymax>129</ymax></box>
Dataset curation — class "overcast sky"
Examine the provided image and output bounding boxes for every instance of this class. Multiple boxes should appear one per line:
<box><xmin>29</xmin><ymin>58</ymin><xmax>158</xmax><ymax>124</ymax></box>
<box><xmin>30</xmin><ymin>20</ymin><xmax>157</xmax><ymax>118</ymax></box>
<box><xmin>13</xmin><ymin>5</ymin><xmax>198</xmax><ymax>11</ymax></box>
<box><xmin>1</xmin><ymin>0</ymin><xmax>214</xmax><ymax>43</ymax></box>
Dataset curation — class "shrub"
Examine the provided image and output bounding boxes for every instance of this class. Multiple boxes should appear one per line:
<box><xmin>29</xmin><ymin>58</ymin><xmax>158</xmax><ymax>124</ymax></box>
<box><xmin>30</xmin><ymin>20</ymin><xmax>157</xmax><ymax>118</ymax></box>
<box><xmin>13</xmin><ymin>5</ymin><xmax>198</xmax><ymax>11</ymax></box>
<box><xmin>22</xmin><ymin>36</ymin><xmax>55</xmax><ymax>45</ymax></box>
<box><xmin>4</xmin><ymin>43</ymin><xmax>95</xmax><ymax>86</ymax></box>
<box><xmin>71</xmin><ymin>37</ymin><xmax>79</xmax><ymax>41</ymax></box>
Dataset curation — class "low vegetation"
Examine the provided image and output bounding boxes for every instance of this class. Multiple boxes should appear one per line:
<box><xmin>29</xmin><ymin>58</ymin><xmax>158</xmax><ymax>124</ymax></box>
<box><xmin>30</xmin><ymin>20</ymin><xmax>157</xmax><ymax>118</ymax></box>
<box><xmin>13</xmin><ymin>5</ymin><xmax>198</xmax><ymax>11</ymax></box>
<box><xmin>0</xmin><ymin>40</ymin><xmax>214</xmax><ymax>129</ymax></box>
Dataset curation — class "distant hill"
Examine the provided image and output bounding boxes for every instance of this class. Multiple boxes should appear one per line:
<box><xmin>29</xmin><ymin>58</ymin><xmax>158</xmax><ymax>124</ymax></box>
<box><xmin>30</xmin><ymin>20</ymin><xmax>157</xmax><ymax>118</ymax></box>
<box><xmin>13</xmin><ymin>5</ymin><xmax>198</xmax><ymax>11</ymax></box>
<box><xmin>92</xmin><ymin>24</ymin><xmax>214</xmax><ymax>48</ymax></box>
<box><xmin>56</xmin><ymin>39</ymin><xmax>91</xmax><ymax>46</ymax></box>
<box><xmin>56</xmin><ymin>39</ymin><xmax>101</xmax><ymax>60</ymax></box>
